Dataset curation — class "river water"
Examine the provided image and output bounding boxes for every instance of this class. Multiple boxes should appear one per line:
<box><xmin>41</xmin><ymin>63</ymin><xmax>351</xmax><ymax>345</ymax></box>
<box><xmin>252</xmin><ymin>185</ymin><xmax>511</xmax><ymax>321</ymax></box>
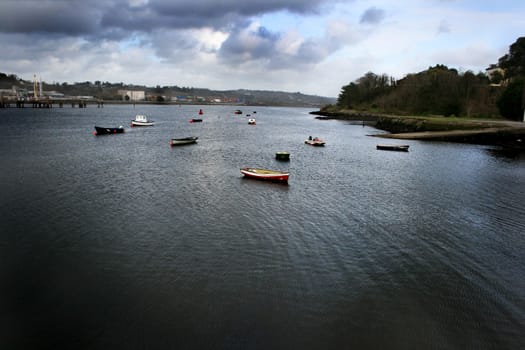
<box><xmin>1</xmin><ymin>105</ymin><xmax>524</xmax><ymax>349</ymax></box>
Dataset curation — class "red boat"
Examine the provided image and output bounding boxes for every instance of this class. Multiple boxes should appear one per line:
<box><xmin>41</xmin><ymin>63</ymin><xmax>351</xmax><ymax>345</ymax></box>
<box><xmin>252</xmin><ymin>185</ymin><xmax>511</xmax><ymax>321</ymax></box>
<box><xmin>240</xmin><ymin>167</ymin><xmax>289</xmax><ymax>182</ymax></box>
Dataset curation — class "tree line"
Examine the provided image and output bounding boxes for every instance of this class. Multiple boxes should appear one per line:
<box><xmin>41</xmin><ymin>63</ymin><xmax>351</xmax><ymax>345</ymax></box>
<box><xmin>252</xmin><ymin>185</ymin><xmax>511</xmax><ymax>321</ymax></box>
<box><xmin>336</xmin><ymin>37</ymin><xmax>525</xmax><ymax>121</ymax></box>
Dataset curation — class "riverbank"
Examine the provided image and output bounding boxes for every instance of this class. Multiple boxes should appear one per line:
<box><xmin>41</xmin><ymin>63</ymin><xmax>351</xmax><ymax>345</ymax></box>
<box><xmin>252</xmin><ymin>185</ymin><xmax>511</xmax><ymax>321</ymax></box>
<box><xmin>310</xmin><ymin>109</ymin><xmax>525</xmax><ymax>149</ymax></box>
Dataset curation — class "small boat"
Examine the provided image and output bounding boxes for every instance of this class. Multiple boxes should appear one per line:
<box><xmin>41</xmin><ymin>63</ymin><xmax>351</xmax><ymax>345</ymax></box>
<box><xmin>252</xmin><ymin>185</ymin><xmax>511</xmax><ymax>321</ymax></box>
<box><xmin>248</xmin><ymin>118</ymin><xmax>256</xmax><ymax>125</ymax></box>
<box><xmin>240</xmin><ymin>167</ymin><xmax>289</xmax><ymax>182</ymax></box>
<box><xmin>234</xmin><ymin>110</ymin><xmax>242</xmax><ymax>114</ymax></box>
<box><xmin>198</xmin><ymin>109</ymin><xmax>203</xmax><ymax>115</ymax></box>
<box><xmin>170</xmin><ymin>136</ymin><xmax>198</xmax><ymax>146</ymax></box>
<box><xmin>376</xmin><ymin>144</ymin><xmax>410</xmax><ymax>152</ymax></box>
<box><xmin>304</xmin><ymin>137</ymin><xmax>325</xmax><ymax>146</ymax></box>
<box><xmin>131</xmin><ymin>114</ymin><xmax>154</xmax><ymax>126</ymax></box>
<box><xmin>189</xmin><ymin>118</ymin><xmax>203</xmax><ymax>123</ymax></box>
<box><xmin>94</xmin><ymin>126</ymin><xmax>125</xmax><ymax>135</ymax></box>
<box><xmin>275</xmin><ymin>151</ymin><xmax>290</xmax><ymax>161</ymax></box>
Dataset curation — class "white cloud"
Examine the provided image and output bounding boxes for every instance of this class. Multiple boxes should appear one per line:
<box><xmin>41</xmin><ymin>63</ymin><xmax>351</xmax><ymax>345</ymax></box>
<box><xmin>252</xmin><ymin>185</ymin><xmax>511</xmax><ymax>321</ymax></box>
<box><xmin>0</xmin><ymin>0</ymin><xmax>524</xmax><ymax>97</ymax></box>
<box><xmin>275</xmin><ymin>29</ymin><xmax>304</xmax><ymax>56</ymax></box>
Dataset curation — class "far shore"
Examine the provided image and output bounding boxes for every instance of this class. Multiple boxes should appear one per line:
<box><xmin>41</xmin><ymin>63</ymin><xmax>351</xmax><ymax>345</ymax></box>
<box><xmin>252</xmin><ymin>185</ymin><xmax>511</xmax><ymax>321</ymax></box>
<box><xmin>310</xmin><ymin>109</ymin><xmax>525</xmax><ymax>149</ymax></box>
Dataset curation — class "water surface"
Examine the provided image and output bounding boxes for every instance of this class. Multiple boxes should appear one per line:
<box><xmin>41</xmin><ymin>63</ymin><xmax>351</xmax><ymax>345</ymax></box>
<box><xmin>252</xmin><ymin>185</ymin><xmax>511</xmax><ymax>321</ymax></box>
<box><xmin>1</xmin><ymin>105</ymin><xmax>524</xmax><ymax>349</ymax></box>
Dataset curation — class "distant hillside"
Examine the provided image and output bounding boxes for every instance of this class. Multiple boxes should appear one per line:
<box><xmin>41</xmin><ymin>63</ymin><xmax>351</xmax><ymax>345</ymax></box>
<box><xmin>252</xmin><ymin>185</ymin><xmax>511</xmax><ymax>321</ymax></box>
<box><xmin>0</xmin><ymin>72</ymin><xmax>335</xmax><ymax>107</ymax></box>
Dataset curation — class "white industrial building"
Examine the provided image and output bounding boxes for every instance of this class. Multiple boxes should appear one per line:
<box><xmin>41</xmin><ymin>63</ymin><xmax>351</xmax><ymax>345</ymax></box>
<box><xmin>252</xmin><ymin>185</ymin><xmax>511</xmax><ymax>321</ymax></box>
<box><xmin>118</xmin><ymin>90</ymin><xmax>145</xmax><ymax>101</ymax></box>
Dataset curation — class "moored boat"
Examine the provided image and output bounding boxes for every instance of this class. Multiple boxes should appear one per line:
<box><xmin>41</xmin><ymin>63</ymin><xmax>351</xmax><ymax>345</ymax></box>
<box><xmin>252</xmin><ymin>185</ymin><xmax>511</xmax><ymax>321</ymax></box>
<box><xmin>131</xmin><ymin>114</ymin><xmax>154</xmax><ymax>126</ymax></box>
<box><xmin>248</xmin><ymin>118</ymin><xmax>256</xmax><ymax>125</ymax></box>
<box><xmin>94</xmin><ymin>126</ymin><xmax>125</xmax><ymax>135</ymax></box>
<box><xmin>304</xmin><ymin>136</ymin><xmax>325</xmax><ymax>146</ymax></box>
<box><xmin>170</xmin><ymin>136</ymin><xmax>198</xmax><ymax>146</ymax></box>
<box><xmin>189</xmin><ymin>118</ymin><xmax>203</xmax><ymax>123</ymax></box>
<box><xmin>275</xmin><ymin>151</ymin><xmax>290</xmax><ymax>161</ymax></box>
<box><xmin>234</xmin><ymin>109</ymin><xmax>242</xmax><ymax>114</ymax></box>
<box><xmin>240</xmin><ymin>167</ymin><xmax>289</xmax><ymax>182</ymax></box>
<box><xmin>376</xmin><ymin>144</ymin><xmax>410</xmax><ymax>152</ymax></box>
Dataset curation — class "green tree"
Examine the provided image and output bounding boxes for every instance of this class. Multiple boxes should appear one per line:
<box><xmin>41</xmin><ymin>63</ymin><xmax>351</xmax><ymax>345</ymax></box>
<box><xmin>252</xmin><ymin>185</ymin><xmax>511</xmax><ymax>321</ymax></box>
<box><xmin>498</xmin><ymin>37</ymin><xmax>525</xmax><ymax>79</ymax></box>
<box><xmin>495</xmin><ymin>37</ymin><xmax>525</xmax><ymax>119</ymax></box>
<box><xmin>337</xmin><ymin>71</ymin><xmax>394</xmax><ymax>109</ymax></box>
<box><xmin>337</xmin><ymin>82</ymin><xmax>360</xmax><ymax>108</ymax></box>
<box><xmin>497</xmin><ymin>78</ymin><xmax>524</xmax><ymax>120</ymax></box>
<box><xmin>364</xmin><ymin>65</ymin><xmax>497</xmax><ymax>117</ymax></box>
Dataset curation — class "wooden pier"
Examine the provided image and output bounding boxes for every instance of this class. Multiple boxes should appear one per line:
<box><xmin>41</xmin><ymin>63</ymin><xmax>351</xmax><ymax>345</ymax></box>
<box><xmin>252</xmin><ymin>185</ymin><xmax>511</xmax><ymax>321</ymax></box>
<box><xmin>0</xmin><ymin>98</ymin><xmax>104</xmax><ymax>108</ymax></box>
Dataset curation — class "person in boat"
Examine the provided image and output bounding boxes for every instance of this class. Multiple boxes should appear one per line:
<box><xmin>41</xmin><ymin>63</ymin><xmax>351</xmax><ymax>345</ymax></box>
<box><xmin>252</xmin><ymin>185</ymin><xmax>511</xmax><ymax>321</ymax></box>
<box><xmin>308</xmin><ymin>136</ymin><xmax>312</xmax><ymax>140</ymax></box>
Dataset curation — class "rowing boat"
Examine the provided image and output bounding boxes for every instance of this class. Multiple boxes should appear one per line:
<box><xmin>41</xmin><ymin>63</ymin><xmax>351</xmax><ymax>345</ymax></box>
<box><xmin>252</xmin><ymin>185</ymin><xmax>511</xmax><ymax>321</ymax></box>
<box><xmin>240</xmin><ymin>167</ymin><xmax>289</xmax><ymax>182</ymax></box>
<box><xmin>376</xmin><ymin>144</ymin><xmax>409</xmax><ymax>152</ymax></box>
<box><xmin>170</xmin><ymin>136</ymin><xmax>198</xmax><ymax>146</ymax></box>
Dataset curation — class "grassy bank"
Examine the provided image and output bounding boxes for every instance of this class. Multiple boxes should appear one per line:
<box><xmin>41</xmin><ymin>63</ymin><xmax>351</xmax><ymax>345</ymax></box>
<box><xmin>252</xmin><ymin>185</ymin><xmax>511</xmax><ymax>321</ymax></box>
<box><xmin>311</xmin><ymin>108</ymin><xmax>509</xmax><ymax>132</ymax></box>
<box><xmin>374</xmin><ymin>115</ymin><xmax>508</xmax><ymax>133</ymax></box>
<box><xmin>311</xmin><ymin>108</ymin><xmax>525</xmax><ymax>148</ymax></box>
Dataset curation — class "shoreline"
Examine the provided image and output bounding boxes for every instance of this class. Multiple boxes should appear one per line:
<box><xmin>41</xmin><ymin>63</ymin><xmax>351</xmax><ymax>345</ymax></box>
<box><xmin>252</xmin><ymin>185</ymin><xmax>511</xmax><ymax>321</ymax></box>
<box><xmin>311</xmin><ymin>109</ymin><xmax>525</xmax><ymax>149</ymax></box>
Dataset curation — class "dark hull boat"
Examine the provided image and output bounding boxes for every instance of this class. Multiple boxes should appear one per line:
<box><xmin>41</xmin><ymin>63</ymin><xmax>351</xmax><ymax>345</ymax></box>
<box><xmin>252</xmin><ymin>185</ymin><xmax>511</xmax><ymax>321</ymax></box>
<box><xmin>275</xmin><ymin>151</ymin><xmax>290</xmax><ymax>161</ymax></box>
<box><xmin>376</xmin><ymin>144</ymin><xmax>409</xmax><ymax>152</ymax></box>
<box><xmin>189</xmin><ymin>119</ymin><xmax>203</xmax><ymax>123</ymax></box>
<box><xmin>94</xmin><ymin>126</ymin><xmax>125</xmax><ymax>135</ymax></box>
<box><xmin>170</xmin><ymin>136</ymin><xmax>198</xmax><ymax>146</ymax></box>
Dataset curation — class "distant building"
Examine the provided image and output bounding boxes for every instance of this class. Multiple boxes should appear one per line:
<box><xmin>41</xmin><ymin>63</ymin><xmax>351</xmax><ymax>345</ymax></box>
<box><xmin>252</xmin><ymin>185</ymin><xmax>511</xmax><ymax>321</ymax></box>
<box><xmin>174</xmin><ymin>95</ymin><xmax>195</xmax><ymax>102</ymax></box>
<box><xmin>118</xmin><ymin>90</ymin><xmax>145</xmax><ymax>101</ymax></box>
<box><xmin>485</xmin><ymin>64</ymin><xmax>505</xmax><ymax>84</ymax></box>
<box><xmin>1</xmin><ymin>86</ymin><xmax>30</xmax><ymax>100</ymax></box>
<box><xmin>43</xmin><ymin>91</ymin><xmax>66</xmax><ymax>99</ymax></box>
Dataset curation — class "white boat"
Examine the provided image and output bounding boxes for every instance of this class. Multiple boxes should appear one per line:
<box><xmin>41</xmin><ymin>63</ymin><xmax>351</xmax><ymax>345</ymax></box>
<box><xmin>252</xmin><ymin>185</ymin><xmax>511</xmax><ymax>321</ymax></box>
<box><xmin>304</xmin><ymin>136</ymin><xmax>325</xmax><ymax>146</ymax></box>
<box><xmin>131</xmin><ymin>114</ymin><xmax>154</xmax><ymax>126</ymax></box>
<box><xmin>248</xmin><ymin>118</ymin><xmax>256</xmax><ymax>125</ymax></box>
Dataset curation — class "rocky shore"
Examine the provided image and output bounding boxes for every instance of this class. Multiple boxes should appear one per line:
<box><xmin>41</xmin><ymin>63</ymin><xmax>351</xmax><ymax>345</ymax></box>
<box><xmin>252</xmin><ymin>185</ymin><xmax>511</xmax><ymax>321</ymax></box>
<box><xmin>310</xmin><ymin>109</ymin><xmax>525</xmax><ymax>149</ymax></box>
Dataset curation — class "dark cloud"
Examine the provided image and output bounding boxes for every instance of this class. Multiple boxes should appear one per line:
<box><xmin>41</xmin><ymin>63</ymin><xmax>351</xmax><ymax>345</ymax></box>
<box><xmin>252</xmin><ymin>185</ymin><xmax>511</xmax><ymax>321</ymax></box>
<box><xmin>147</xmin><ymin>30</ymin><xmax>202</xmax><ymax>64</ymax></box>
<box><xmin>149</xmin><ymin>0</ymin><xmax>332</xmax><ymax>18</ymax></box>
<box><xmin>0</xmin><ymin>0</ymin><xmax>349</xmax><ymax>88</ymax></box>
<box><xmin>218</xmin><ymin>23</ymin><xmax>276</xmax><ymax>63</ymax></box>
<box><xmin>217</xmin><ymin>21</ymin><xmax>333</xmax><ymax>69</ymax></box>
<box><xmin>0</xmin><ymin>0</ymin><xmax>347</xmax><ymax>63</ymax></box>
<box><xmin>359</xmin><ymin>6</ymin><xmax>385</xmax><ymax>25</ymax></box>
<box><xmin>0</xmin><ymin>0</ymin><xmax>340</xmax><ymax>36</ymax></box>
<box><xmin>0</xmin><ymin>0</ymin><xmax>103</xmax><ymax>35</ymax></box>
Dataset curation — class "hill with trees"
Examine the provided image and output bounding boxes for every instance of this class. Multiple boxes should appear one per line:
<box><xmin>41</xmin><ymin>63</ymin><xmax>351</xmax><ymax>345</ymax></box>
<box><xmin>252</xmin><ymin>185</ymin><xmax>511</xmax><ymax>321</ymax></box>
<box><xmin>332</xmin><ymin>37</ymin><xmax>525</xmax><ymax>121</ymax></box>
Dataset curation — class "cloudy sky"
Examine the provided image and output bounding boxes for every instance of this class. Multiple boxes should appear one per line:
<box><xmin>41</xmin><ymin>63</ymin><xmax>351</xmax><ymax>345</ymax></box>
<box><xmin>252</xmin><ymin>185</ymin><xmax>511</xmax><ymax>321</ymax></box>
<box><xmin>1</xmin><ymin>0</ymin><xmax>524</xmax><ymax>97</ymax></box>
